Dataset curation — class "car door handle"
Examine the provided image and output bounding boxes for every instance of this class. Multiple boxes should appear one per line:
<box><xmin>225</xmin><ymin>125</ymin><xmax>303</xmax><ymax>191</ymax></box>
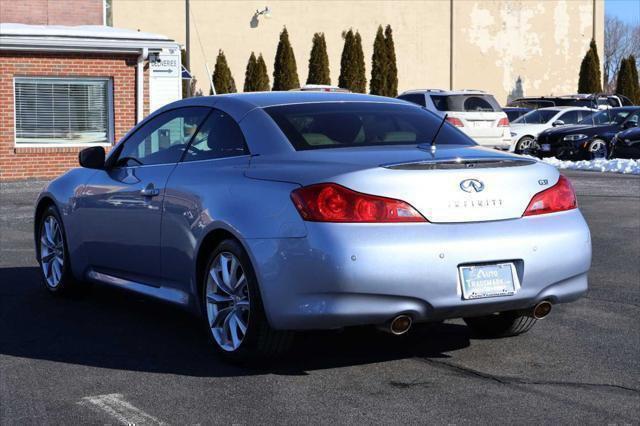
<box><xmin>140</xmin><ymin>185</ymin><xmax>160</xmax><ymax>197</ymax></box>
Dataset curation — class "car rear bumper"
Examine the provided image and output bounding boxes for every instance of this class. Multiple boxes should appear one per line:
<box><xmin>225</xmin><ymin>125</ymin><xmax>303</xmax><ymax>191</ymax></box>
<box><xmin>470</xmin><ymin>135</ymin><xmax>512</xmax><ymax>150</ymax></box>
<box><xmin>246</xmin><ymin>209</ymin><xmax>591</xmax><ymax>330</ymax></box>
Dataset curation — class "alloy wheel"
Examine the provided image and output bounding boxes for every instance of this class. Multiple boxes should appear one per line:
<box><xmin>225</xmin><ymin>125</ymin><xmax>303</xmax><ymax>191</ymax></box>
<box><xmin>40</xmin><ymin>215</ymin><xmax>64</xmax><ymax>288</ymax></box>
<box><xmin>589</xmin><ymin>140</ymin><xmax>607</xmax><ymax>159</ymax></box>
<box><xmin>516</xmin><ymin>137</ymin><xmax>534</xmax><ymax>154</ymax></box>
<box><xmin>205</xmin><ymin>252</ymin><xmax>250</xmax><ymax>351</ymax></box>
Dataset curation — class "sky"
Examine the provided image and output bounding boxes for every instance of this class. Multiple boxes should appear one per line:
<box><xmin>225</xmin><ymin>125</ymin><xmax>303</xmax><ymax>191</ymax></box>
<box><xmin>605</xmin><ymin>0</ymin><xmax>640</xmax><ymax>25</ymax></box>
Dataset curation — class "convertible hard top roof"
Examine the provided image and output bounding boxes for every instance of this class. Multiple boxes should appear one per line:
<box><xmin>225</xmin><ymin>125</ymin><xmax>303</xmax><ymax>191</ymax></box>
<box><xmin>157</xmin><ymin>92</ymin><xmax>409</xmax><ymax>121</ymax></box>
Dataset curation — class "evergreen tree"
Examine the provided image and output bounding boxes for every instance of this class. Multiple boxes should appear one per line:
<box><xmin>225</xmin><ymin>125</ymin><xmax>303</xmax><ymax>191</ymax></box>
<box><xmin>272</xmin><ymin>27</ymin><xmax>300</xmax><ymax>91</ymax></box>
<box><xmin>243</xmin><ymin>52</ymin><xmax>257</xmax><ymax>92</ymax></box>
<box><xmin>589</xmin><ymin>39</ymin><xmax>602</xmax><ymax>90</ymax></box>
<box><xmin>578</xmin><ymin>39</ymin><xmax>602</xmax><ymax>94</ymax></box>
<box><xmin>254</xmin><ymin>53</ymin><xmax>271</xmax><ymax>91</ymax></box>
<box><xmin>616</xmin><ymin>56</ymin><xmax>640</xmax><ymax>104</ymax></box>
<box><xmin>212</xmin><ymin>49</ymin><xmax>236</xmax><ymax>94</ymax></box>
<box><xmin>353</xmin><ymin>31</ymin><xmax>366</xmax><ymax>93</ymax></box>
<box><xmin>369</xmin><ymin>25</ymin><xmax>387</xmax><ymax>96</ymax></box>
<box><xmin>627</xmin><ymin>55</ymin><xmax>640</xmax><ymax>104</ymax></box>
<box><xmin>384</xmin><ymin>25</ymin><xmax>398</xmax><ymax>97</ymax></box>
<box><xmin>306</xmin><ymin>33</ymin><xmax>331</xmax><ymax>85</ymax></box>
<box><xmin>339</xmin><ymin>29</ymin><xmax>356</xmax><ymax>91</ymax></box>
<box><xmin>616</xmin><ymin>58</ymin><xmax>631</xmax><ymax>98</ymax></box>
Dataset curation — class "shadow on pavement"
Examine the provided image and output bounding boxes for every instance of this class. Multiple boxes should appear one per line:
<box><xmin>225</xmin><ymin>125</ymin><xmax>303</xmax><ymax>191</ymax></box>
<box><xmin>0</xmin><ymin>266</ymin><xmax>470</xmax><ymax>377</ymax></box>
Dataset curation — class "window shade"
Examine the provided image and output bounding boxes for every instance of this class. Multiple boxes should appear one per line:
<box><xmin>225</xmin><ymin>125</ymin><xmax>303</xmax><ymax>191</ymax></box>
<box><xmin>14</xmin><ymin>78</ymin><xmax>111</xmax><ymax>145</ymax></box>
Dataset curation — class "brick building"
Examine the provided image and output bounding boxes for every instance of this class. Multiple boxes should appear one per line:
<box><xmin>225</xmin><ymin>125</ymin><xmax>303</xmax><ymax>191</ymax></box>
<box><xmin>0</xmin><ymin>0</ymin><xmax>181</xmax><ymax>181</ymax></box>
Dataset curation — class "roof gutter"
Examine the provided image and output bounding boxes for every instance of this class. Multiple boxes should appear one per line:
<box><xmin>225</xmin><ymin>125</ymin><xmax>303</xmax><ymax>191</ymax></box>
<box><xmin>137</xmin><ymin>48</ymin><xmax>148</xmax><ymax>124</ymax></box>
<box><xmin>0</xmin><ymin>35</ymin><xmax>177</xmax><ymax>53</ymax></box>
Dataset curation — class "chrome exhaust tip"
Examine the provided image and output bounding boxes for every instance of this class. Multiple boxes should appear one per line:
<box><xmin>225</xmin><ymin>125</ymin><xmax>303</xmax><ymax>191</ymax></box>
<box><xmin>532</xmin><ymin>301</ymin><xmax>552</xmax><ymax>319</ymax></box>
<box><xmin>389</xmin><ymin>315</ymin><xmax>413</xmax><ymax>335</ymax></box>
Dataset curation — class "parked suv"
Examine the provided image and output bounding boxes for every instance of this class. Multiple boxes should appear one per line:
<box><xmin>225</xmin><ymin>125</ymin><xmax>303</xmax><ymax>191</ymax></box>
<box><xmin>398</xmin><ymin>89</ymin><xmax>511</xmax><ymax>149</ymax></box>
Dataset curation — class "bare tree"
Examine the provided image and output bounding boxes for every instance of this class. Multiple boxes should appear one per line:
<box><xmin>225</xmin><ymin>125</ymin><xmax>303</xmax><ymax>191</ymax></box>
<box><xmin>605</xmin><ymin>15</ymin><xmax>640</xmax><ymax>93</ymax></box>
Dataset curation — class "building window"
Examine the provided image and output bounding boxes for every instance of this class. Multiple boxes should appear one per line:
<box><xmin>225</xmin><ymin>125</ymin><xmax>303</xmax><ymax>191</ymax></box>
<box><xmin>14</xmin><ymin>77</ymin><xmax>113</xmax><ymax>146</ymax></box>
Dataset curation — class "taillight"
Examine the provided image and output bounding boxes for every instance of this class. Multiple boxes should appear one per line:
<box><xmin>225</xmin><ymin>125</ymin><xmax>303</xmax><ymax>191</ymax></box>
<box><xmin>291</xmin><ymin>183</ymin><xmax>427</xmax><ymax>223</ymax></box>
<box><xmin>446</xmin><ymin>117</ymin><xmax>464</xmax><ymax>127</ymax></box>
<box><xmin>523</xmin><ymin>175</ymin><xmax>577</xmax><ymax>216</ymax></box>
<box><xmin>497</xmin><ymin>117</ymin><xmax>510</xmax><ymax>127</ymax></box>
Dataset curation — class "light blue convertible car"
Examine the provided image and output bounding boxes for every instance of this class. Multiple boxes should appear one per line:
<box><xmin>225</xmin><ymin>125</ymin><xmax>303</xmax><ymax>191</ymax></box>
<box><xmin>35</xmin><ymin>92</ymin><xmax>591</xmax><ymax>361</ymax></box>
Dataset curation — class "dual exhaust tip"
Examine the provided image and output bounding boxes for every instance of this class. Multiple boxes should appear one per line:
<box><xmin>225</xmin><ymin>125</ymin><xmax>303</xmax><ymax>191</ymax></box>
<box><xmin>382</xmin><ymin>301</ymin><xmax>551</xmax><ymax>335</ymax></box>
<box><xmin>531</xmin><ymin>300</ymin><xmax>552</xmax><ymax>319</ymax></box>
<box><xmin>379</xmin><ymin>314</ymin><xmax>413</xmax><ymax>335</ymax></box>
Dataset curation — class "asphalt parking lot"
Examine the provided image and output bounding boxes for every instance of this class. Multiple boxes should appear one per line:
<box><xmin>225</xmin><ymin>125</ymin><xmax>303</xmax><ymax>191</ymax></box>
<box><xmin>1</xmin><ymin>171</ymin><xmax>638</xmax><ymax>425</ymax></box>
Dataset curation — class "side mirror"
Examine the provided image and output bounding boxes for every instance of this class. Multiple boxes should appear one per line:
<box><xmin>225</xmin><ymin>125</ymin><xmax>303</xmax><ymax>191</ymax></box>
<box><xmin>552</xmin><ymin>120</ymin><xmax>565</xmax><ymax>127</ymax></box>
<box><xmin>623</xmin><ymin>121</ymin><xmax>638</xmax><ymax>129</ymax></box>
<box><xmin>79</xmin><ymin>146</ymin><xmax>105</xmax><ymax>169</ymax></box>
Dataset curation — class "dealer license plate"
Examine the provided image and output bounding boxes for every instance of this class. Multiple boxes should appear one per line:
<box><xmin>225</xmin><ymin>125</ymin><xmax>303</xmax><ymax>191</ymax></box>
<box><xmin>459</xmin><ymin>263</ymin><xmax>517</xmax><ymax>300</ymax></box>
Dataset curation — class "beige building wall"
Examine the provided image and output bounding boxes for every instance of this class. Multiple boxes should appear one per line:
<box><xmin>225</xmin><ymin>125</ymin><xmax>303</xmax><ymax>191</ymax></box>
<box><xmin>112</xmin><ymin>0</ymin><xmax>603</xmax><ymax>104</ymax></box>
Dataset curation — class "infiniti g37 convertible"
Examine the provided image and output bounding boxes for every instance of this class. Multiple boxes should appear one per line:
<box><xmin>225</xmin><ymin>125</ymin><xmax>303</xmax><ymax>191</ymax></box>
<box><xmin>35</xmin><ymin>92</ymin><xmax>591</xmax><ymax>361</ymax></box>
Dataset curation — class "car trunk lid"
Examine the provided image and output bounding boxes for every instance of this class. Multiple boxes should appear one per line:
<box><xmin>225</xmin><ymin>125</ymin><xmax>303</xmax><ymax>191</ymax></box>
<box><xmin>246</xmin><ymin>145</ymin><xmax>559</xmax><ymax>223</ymax></box>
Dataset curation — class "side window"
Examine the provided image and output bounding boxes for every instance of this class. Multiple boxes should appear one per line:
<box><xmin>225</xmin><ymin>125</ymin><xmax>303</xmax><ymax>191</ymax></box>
<box><xmin>431</xmin><ymin>95</ymin><xmax>449</xmax><ymax>111</ymax></box>
<box><xmin>397</xmin><ymin>94</ymin><xmax>426</xmax><ymax>107</ymax></box>
<box><xmin>113</xmin><ymin>107</ymin><xmax>209</xmax><ymax>167</ymax></box>
<box><xmin>559</xmin><ymin>110</ymin><xmax>580</xmax><ymax>124</ymax></box>
<box><xmin>625</xmin><ymin>111</ymin><xmax>639</xmax><ymax>125</ymax></box>
<box><xmin>183</xmin><ymin>109</ymin><xmax>249</xmax><ymax>162</ymax></box>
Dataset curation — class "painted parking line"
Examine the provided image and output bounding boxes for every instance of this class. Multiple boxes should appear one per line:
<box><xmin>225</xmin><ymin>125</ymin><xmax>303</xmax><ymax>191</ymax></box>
<box><xmin>79</xmin><ymin>393</ymin><xmax>165</xmax><ymax>425</ymax></box>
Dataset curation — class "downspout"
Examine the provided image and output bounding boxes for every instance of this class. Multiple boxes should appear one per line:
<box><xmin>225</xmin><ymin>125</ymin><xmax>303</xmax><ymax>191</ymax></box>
<box><xmin>136</xmin><ymin>47</ymin><xmax>148</xmax><ymax>123</ymax></box>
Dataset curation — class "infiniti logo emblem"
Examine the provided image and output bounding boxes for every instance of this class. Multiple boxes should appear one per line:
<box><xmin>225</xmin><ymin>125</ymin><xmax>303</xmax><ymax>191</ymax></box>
<box><xmin>460</xmin><ymin>179</ymin><xmax>485</xmax><ymax>193</ymax></box>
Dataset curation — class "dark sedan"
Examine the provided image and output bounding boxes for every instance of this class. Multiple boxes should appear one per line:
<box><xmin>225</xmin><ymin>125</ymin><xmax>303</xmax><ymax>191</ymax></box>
<box><xmin>535</xmin><ymin>107</ymin><xmax>639</xmax><ymax>160</ymax></box>
<box><xmin>610</xmin><ymin>127</ymin><xmax>640</xmax><ymax>159</ymax></box>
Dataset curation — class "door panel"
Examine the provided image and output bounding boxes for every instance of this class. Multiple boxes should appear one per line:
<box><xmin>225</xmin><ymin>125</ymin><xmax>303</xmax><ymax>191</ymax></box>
<box><xmin>80</xmin><ymin>106</ymin><xmax>211</xmax><ymax>283</ymax></box>
<box><xmin>82</xmin><ymin>165</ymin><xmax>174</xmax><ymax>282</ymax></box>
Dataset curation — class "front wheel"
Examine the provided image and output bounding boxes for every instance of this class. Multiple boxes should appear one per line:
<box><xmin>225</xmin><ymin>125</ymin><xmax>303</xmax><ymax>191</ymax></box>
<box><xmin>201</xmin><ymin>239</ymin><xmax>292</xmax><ymax>363</ymax></box>
<box><xmin>515</xmin><ymin>136</ymin><xmax>535</xmax><ymax>155</ymax></box>
<box><xmin>37</xmin><ymin>205</ymin><xmax>77</xmax><ymax>294</ymax></box>
<box><xmin>463</xmin><ymin>311</ymin><xmax>537</xmax><ymax>338</ymax></box>
<box><xmin>587</xmin><ymin>139</ymin><xmax>608</xmax><ymax>160</ymax></box>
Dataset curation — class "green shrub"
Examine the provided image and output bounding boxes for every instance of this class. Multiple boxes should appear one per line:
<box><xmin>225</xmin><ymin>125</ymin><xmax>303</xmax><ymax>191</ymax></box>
<box><xmin>272</xmin><ymin>27</ymin><xmax>300</xmax><ymax>91</ymax></box>
<box><xmin>212</xmin><ymin>49</ymin><xmax>236</xmax><ymax>94</ymax></box>
<box><xmin>307</xmin><ymin>33</ymin><xmax>331</xmax><ymax>85</ymax></box>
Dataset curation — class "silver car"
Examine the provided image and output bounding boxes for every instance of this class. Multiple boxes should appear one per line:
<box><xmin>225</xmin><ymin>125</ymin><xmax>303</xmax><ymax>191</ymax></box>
<box><xmin>34</xmin><ymin>92</ymin><xmax>591</xmax><ymax>362</ymax></box>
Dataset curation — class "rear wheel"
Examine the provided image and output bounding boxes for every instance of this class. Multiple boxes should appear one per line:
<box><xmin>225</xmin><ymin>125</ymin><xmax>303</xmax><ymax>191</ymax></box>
<box><xmin>463</xmin><ymin>311</ymin><xmax>537</xmax><ymax>338</ymax></box>
<box><xmin>515</xmin><ymin>136</ymin><xmax>535</xmax><ymax>154</ymax></box>
<box><xmin>201</xmin><ymin>239</ymin><xmax>292</xmax><ymax>363</ymax></box>
<box><xmin>37</xmin><ymin>205</ymin><xmax>77</xmax><ymax>295</ymax></box>
<box><xmin>587</xmin><ymin>139</ymin><xmax>608</xmax><ymax>160</ymax></box>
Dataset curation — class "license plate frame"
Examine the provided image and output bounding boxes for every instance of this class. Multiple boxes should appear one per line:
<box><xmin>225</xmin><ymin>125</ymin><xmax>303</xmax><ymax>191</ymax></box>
<box><xmin>458</xmin><ymin>262</ymin><xmax>519</xmax><ymax>300</ymax></box>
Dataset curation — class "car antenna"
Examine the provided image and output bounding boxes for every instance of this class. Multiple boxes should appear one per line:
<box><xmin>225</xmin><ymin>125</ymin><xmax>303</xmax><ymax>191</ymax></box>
<box><xmin>429</xmin><ymin>113</ymin><xmax>448</xmax><ymax>155</ymax></box>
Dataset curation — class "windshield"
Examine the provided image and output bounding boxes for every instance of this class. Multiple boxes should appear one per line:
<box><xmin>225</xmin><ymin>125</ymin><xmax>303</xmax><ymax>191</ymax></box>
<box><xmin>579</xmin><ymin>109</ymin><xmax>631</xmax><ymax>125</ymax></box>
<box><xmin>264</xmin><ymin>102</ymin><xmax>476</xmax><ymax>151</ymax></box>
<box><xmin>513</xmin><ymin>109</ymin><xmax>559</xmax><ymax>124</ymax></box>
<box><xmin>430</xmin><ymin>94</ymin><xmax>501</xmax><ymax>112</ymax></box>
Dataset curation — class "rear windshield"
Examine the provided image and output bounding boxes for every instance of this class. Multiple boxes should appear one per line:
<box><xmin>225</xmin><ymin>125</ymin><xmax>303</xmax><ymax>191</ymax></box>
<box><xmin>264</xmin><ymin>102</ymin><xmax>476</xmax><ymax>151</ymax></box>
<box><xmin>430</xmin><ymin>94</ymin><xmax>501</xmax><ymax>112</ymax></box>
<box><xmin>513</xmin><ymin>109</ymin><xmax>559</xmax><ymax>124</ymax></box>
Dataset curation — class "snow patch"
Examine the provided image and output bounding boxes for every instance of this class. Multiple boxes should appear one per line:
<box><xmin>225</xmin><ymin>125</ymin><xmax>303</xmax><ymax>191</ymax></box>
<box><xmin>539</xmin><ymin>157</ymin><xmax>640</xmax><ymax>175</ymax></box>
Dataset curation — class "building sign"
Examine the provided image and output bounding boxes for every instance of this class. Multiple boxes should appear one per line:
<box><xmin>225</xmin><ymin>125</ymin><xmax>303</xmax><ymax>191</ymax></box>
<box><xmin>150</xmin><ymin>48</ymin><xmax>180</xmax><ymax>78</ymax></box>
<box><xmin>149</xmin><ymin>47</ymin><xmax>182</xmax><ymax>112</ymax></box>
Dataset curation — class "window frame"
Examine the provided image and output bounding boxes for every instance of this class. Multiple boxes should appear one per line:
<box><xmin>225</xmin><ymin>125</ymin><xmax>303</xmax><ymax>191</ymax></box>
<box><xmin>180</xmin><ymin>108</ymin><xmax>251</xmax><ymax>164</ymax></box>
<box><xmin>13</xmin><ymin>76</ymin><xmax>115</xmax><ymax>148</ymax></box>
<box><xmin>106</xmin><ymin>106</ymin><xmax>211</xmax><ymax>169</ymax></box>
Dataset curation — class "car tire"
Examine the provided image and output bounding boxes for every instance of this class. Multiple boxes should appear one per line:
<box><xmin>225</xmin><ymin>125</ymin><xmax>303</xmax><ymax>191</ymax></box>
<box><xmin>37</xmin><ymin>205</ymin><xmax>78</xmax><ymax>295</ymax></box>
<box><xmin>587</xmin><ymin>139</ymin><xmax>608</xmax><ymax>160</ymax></box>
<box><xmin>463</xmin><ymin>311</ymin><xmax>537</xmax><ymax>338</ymax></box>
<box><xmin>515</xmin><ymin>136</ymin><xmax>535</xmax><ymax>155</ymax></box>
<box><xmin>201</xmin><ymin>239</ymin><xmax>293</xmax><ymax>363</ymax></box>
